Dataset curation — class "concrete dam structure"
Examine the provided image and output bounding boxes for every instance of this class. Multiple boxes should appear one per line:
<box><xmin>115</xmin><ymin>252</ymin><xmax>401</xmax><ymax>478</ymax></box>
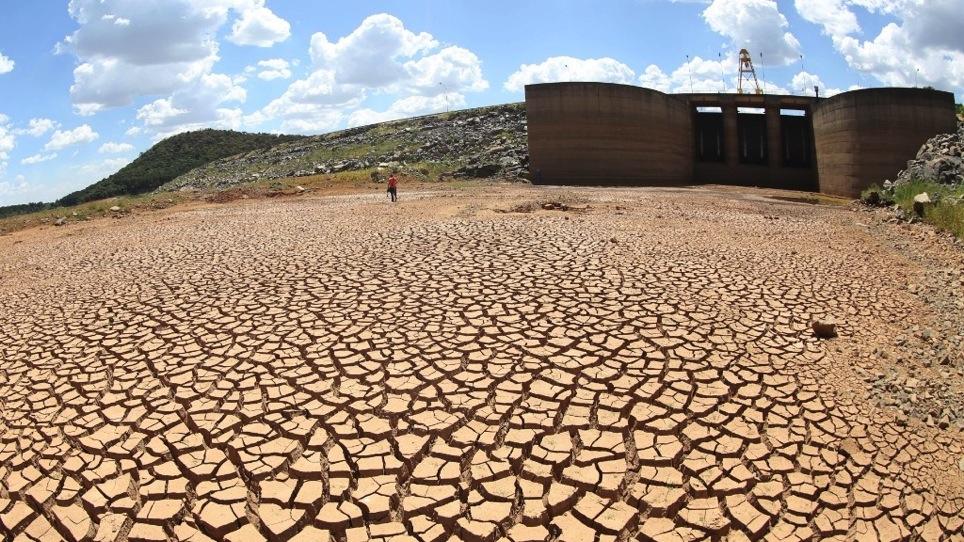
<box><xmin>525</xmin><ymin>83</ymin><xmax>957</xmax><ymax>197</ymax></box>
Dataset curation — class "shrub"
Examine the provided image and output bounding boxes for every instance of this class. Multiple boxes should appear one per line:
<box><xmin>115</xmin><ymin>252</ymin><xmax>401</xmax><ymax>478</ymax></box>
<box><xmin>860</xmin><ymin>185</ymin><xmax>893</xmax><ymax>206</ymax></box>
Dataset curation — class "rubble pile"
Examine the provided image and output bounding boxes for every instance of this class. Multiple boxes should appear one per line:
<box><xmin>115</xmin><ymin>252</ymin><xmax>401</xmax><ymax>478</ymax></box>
<box><xmin>892</xmin><ymin>122</ymin><xmax>964</xmax><ymax>187</ymax></box>
<box><xmin>160</xmin><ymin>103</ymin><xmax>528</xmax><ymax>192</ymax></box>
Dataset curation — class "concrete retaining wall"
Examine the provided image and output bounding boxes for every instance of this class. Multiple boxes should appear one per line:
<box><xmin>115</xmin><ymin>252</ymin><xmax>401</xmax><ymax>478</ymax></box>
<box><xmin>813</xmin><ymin>88</ymin><xmax>957</xmax><ymax>197</ymax></box>
<box><xmin>525</xmin><ymin>83</ymin><xmax>692</xmax><ymax>185</ymax></box>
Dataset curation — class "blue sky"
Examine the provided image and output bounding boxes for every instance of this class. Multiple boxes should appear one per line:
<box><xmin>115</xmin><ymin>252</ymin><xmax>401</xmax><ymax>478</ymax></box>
<box><xmin>0</xmin><ymin>0</ymin><xmax>961</xmax><ymax>205</ymax></box>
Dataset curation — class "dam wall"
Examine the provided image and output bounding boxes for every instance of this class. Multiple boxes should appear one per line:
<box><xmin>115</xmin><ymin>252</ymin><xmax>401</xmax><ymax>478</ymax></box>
<box><xmin>526</xmin><ymin>83</ymin><xmax>957</xmax><ymax>197</ymax></box>
<box><xmin>812</xmin><ymin>88</ymin><xmax>958</xmax><ymax>197</ymax></box>
<box><xmin>525</xmin><ymin>83</ymin><xmax>692</xmax><ymax>185</ymax></box>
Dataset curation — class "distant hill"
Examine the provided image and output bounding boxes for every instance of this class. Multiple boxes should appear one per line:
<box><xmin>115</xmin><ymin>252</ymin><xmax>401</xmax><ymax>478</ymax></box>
<box><xmin>53</xmin><ymin>129</ymin><xmax>306</xmax><ymax>207</ymax></box>
<box><xmin>0</xmin><ymin>202</ymin><xmax>50</xmax><ymax>220</ymax></box>
<box><xmin>0</xmin><ymin>129</ymin><xmax>305</xmax><ymax>218</ymax></box>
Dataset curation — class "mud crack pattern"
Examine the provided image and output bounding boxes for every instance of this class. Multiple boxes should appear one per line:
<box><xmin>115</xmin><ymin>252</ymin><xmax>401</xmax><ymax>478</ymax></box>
<box><xmin>1</xmin><ymin>188</ymin><xmax>963</xmax><ymax>541</ymax></box>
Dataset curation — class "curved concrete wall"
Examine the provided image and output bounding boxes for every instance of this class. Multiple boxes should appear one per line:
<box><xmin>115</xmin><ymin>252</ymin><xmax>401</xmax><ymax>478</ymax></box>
<box><xmin>526</xmin><ymin>83</ymin><xmax>692</xmax><ymax>185</ymax></box>
<box><xmin>813</xmin><ymin>88</ymin><xmax>957</xmax><ymax>197</ymax></box>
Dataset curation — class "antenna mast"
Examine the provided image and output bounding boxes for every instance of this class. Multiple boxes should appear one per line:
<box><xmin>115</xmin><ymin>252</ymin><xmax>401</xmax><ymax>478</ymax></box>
<box><xmin>737</xmin><ymin>48</ymin><xmax>762</xmax><ymax>95</ymax></box>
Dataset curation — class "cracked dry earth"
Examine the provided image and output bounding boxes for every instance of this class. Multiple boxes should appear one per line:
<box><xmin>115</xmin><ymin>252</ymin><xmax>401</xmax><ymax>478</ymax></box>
<box><xmin>1</xmin><ymin>185</ymin><xmax>963</xmax><ymax>542</ymax></box>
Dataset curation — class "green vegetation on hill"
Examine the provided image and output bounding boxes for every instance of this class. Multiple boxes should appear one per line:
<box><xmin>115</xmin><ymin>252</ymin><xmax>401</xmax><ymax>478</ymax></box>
<box><xmin>1</xmin><ymin>129</ymin><xmax>305</xmax><ymax>218</ymax></box>
<box><xmin>56</xmin><ymin>129</ymin><xmax>302</xmax><ymax>206</ymax></box>
<box><xmin>53</xmin><ymin>129</ymin><xmax>305</xmax><ymax>207</ymax></box>
<box><xmin>0</xmin><ymin>202</ymin><xmax>50</xmax><ymax>220</ymax></box>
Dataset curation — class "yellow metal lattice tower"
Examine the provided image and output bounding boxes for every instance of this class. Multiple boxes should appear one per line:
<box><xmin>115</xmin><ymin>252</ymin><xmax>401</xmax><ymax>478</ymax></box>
<box><xmin>737</xmin><ymin>49</ymin><xmax>762</xmax><ymax>95</ymax></box>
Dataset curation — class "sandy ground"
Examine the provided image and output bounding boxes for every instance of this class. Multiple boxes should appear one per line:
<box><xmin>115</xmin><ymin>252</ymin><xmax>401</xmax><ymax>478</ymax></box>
<box><xmin>0</xmin><ymin>184</ymin><xmax>962</xmax><ymax>541</ymax></box>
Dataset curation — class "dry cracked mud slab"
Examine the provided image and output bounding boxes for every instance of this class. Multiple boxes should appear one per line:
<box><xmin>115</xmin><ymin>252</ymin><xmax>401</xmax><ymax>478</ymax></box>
<box><xmin>0</xmin><ymin>185</ymin><xmax>962</xmax><ymax>541</ymax></box>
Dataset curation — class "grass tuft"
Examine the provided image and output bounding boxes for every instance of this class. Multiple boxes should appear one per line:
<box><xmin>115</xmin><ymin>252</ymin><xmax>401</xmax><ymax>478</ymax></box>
<box><xmin>864</xmin><ymin>179</ymin><xmax>964</xmax><ymax>238</ymax></box>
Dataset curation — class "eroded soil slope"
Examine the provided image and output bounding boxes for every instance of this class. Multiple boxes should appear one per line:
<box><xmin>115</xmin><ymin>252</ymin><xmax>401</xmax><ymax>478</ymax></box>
<box><xmin>0</xmin><ymin>185</ymin><xmax>962</xmax><ymax>541</ymax></box>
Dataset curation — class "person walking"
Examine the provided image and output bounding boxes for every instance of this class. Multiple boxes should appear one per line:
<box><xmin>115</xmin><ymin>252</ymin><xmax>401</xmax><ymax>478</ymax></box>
<box><xmin>387</xmin><ymin>173</ymin><xmax>399</xmax><ymax>202</ymax></box>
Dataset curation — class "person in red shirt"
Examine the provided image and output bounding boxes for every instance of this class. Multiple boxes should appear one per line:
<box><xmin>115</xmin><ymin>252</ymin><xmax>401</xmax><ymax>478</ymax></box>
<box><xmin>387</xmin><ymin>174</ymin><xmax>399</xmax><ymax>202</ymax></box>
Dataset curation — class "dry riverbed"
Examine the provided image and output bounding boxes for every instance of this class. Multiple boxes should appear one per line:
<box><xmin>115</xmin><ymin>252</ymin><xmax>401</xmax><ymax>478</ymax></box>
<box><xmin>0</xmin><ymin>184</ymin><xmax>962</xmax><ymax>541</ymax></box>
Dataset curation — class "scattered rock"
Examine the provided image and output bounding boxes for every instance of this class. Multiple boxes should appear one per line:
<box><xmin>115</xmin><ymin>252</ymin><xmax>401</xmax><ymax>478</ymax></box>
<box><xmin>898</xmin><ymin>123</ymin><xmax>964</xmax><ymax>186</ymax></box>
<box><xmin>109</xmin><ymin>206</ymin><xmax>121</xmax><ymax>212</ymax></box>
<box><xmin>456</xmin><ymin>163</ymin><xmax>501</xmax><ymax>178</ymax></box>
<box><xmin>54</xmin><ymin>217</ymin><xmax>67</xmax><ymax>227</ymax></box>
<box><xmin>913</xmin><ymin>192</ymin><xmax>931</xmax><ymax>217</ymax></box>
<box><xmin>864</xmin><ymin>123</ymin><xmax>963</xmax><ymax>228</ymax></box>
<box><xmin>158</xmin><ymin>103</ymin><xmax>530</xmax><ymax>192</ymax></box>
<box><xmin>295</xmin><ymin>185</ymin><xmax>306</xmax><ymax>193</ymax></box>
<box><xmin>811</xmin><ymin>319</ymin><xmax>838</xmax><ymax>339</ymax></box>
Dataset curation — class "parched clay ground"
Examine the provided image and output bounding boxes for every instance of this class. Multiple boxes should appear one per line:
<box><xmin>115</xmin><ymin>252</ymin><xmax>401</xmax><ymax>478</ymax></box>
<box><xmin>0</xmin><ymin>184</ymin><xmax>962</xmax><ymax>542</ymax></box>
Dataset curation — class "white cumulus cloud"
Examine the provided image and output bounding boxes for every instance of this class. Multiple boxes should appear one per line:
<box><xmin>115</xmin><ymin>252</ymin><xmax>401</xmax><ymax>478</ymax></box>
<box><xmin>504</xmin><ymin>56</ymin><xmax>636</xmax><ymax>92</ymax></box>
<box><xmin>703</xmin><ymin>0</ymin><xmax>802</xmax><ymax>65</ymax></box>
<box><xmin>228</xmin><ymin>5</ymin><xmax>291</xmax><ymax>47</ymax></box>
<box><xmin>21</xmin><ymin>153</ymin><xmax>58</xmax><ymax>165</ymax></box>
<box><xmin>793</xmin><ymin>0</ymin><xmax>860</xmax><ymax>38</ymax></box>
<box><xmin>61</xmin><ymin>0</ymin><xmax>289</xmax><ymax>115</ymax></box>
<box><xmin>795</xmin><ymin>0</ymin><xmax>964</xmax><ymax>93</ymax></box>
<box><xmin>137</xmin><ymin>73</ymin><xmax>247</xmax><ymax>139</ymax></box>
<box><xmin>255</xmin><ymin>58</ymin><xmax>292</xmax><ymax>80</ymax></box>
<box><xmin>249</xmin><ymin>14</ymin><xmax>487</xmax><ymax>134</ymax></box>
<box><xmin>0</xmin><ymin>175</ymin><xmax>30</xmax><ymax>202</ymax></box>
<box><xmin>640</xmin><ymin>55</ymin><xmax>789</xmax><ymax>94</ymax></box>
<box><xmin>45</xmin><ymin>125</ymin><xmax>99</xmax><ymax>151</ymax></box>
<box><xmin>99</xmin><ymin>142</ymin><xmax>135</xmax><ymax>154</ymax></box>
<box><xmin>348</xmin><ymin>93</ymin><xmax>466</xmax><ymax>128</ymax></box>
<box><xmin>789</xmin><ymin>71</ymin><xmax>851</xmax><ymax>97</ymax></box>
<box><xmin>62</xmin><ymin>0</ymin><xmax>224</xmax><ymax>114</ymax></box>
<box><xmin>639</xmin><ymin>56</ymin><xmax>730</xmax><ymax>93</ymax></box>
<box><xmin>309</xmin><ymin>13</ymin><xmax>438</xmax><ymax>87</ymax></box>
<box><xmin>21</xmin><ymin>118</ymin><xmax>60</xmax><ymax>137</ymax></box>
<box><xmin>404</xmin><ymin>46</ymin><xmax>489</xmax><ymax>95</ymax></box>
<box><xmin>70</xmin><ymin>157</ymin><xmax>134</xmax><ymax>184</ymax></box>
<box><xmin>246</xmin><ymin>68</ymin><xmax>361</xmax><ymax>133</ymax></box>
<box><xmin>0</xmin><ymin>52</ymin><xmax>13</xmax><ymax>74</ymax></box>
<box><xmin>0</xmin><ymin>115</ymin><xmax>16</xmax><ymax>166</ymax></box>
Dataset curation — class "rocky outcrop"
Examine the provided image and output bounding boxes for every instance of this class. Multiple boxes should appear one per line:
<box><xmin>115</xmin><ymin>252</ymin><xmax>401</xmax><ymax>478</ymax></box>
<box><xmin>160</xmin><ymin>103</ymin><xmax>528</xmax><ymax>192</ymax></box>
<box><xmin>893</xmin><ymin>123</ymin><xmax>964</xmax><ymax>186</ymax></box>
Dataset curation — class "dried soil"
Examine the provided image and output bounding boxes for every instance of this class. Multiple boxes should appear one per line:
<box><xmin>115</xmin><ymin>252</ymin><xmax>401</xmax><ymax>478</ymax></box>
<box><xmin>0</xmin><ymin>184</ymin><xmax>962</xmax><ymax>541</ymax></box>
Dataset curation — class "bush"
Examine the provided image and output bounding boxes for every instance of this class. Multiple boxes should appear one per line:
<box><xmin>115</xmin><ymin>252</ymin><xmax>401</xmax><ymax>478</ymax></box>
<box><xmin>860</xmin><ymin>185</ymin><xmax>893</xmax><ymax>206</ymax></box>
